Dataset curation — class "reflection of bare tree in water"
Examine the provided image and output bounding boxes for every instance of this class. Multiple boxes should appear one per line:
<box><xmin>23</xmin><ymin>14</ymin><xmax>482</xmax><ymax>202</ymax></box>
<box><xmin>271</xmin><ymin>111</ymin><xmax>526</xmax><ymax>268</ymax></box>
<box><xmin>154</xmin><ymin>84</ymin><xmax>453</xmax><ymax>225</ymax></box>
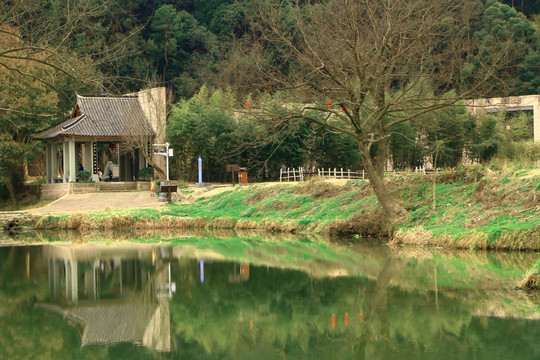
<box><xmin>353</xmin><ymin>256</ymin><xmax>407</xmax><ymax>360</ymax></box>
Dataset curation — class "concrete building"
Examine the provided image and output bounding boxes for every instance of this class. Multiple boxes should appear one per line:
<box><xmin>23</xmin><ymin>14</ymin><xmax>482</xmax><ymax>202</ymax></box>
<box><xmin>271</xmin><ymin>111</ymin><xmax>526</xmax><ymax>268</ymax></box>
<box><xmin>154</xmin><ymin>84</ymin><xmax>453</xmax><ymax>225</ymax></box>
<box><xmin>465</xmin><ymin>94</ymin><xmax>540</xmax><ymax>142</ymax></box>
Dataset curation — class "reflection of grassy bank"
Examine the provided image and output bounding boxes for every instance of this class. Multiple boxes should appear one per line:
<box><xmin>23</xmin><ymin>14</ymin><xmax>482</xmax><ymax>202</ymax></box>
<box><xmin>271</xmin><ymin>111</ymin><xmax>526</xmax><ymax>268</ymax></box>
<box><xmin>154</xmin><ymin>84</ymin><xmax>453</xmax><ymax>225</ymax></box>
<box><xmin>1</xmin><ymin>241</ymin><xmax>539</xmax><ymax>359</ymax></box>
<box><xmin>3</xmin><ymin>231</ymin><xmax>536</xmax><ymax>291</ymax></box>
<box><xmin>521</xmin><ymin>259</ymin><xmax>540</xmax><ymax>289</ymax></box>
<box><xmin>18</xmin><ymin>165</ymin><xmax>540</xmax><ymax>249</ymax></box>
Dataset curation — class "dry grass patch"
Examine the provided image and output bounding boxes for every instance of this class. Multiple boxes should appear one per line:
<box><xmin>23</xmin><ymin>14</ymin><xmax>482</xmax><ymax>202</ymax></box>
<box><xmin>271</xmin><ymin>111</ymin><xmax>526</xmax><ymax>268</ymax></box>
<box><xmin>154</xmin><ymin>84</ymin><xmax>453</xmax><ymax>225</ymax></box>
<box><xmin>58</xmin><ymin>212</ymin><xmax>92</xmax><ymax>229</ymax></box>
<box><xmin>328</xmin><ymin>208</ymin><xmax>390</xmax><ymax>236</ymax></box>
<box><xmin>521</xmin><ymin>273</ymin><xmax>539</xmax><ymax>289</ymax></box>
<box><xmin>235</xmin><ymin>219</ymin><xmax>260</xmax><ymax>230</ymax></box>
<box><xmin>389</xmin><ymin>228</ymin><xmax>434</xmax><ymax>247</ymax></box>
<box><xmin>293</xmin><ymin>178</ymin><xmax>350</xmax><ymax>199</ymax></box>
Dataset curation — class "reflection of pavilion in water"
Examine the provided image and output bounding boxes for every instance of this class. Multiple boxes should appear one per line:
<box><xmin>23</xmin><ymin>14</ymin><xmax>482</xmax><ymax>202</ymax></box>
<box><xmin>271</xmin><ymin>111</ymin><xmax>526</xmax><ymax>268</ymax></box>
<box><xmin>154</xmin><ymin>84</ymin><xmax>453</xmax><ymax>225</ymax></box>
<box><xmin>40</xmin><ymin>244</ymin><xmax>173</xmax><ymax>352</ymax></box>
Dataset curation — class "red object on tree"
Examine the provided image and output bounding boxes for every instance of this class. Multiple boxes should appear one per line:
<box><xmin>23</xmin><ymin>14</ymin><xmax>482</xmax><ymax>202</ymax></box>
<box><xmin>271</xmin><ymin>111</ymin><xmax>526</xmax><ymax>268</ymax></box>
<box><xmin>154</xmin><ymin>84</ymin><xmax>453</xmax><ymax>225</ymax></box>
<box><xmin>331</xmin><ymin>314</ymin><xmax>335</xmax><ymax>328</ymax></box>
<box><xmin>246</xmin><ymin>99</ymin><xmax>249</xmax><ymax>110</ymax></box>
<box><xmin>327</xmin><ymin>100</ymin><xmax>331</xmax><ymax>110</ymax></box>
<box><xmin>109</xmin><ymin>143</ymin><xmax>116</xmax><ymax>150</ymax></box>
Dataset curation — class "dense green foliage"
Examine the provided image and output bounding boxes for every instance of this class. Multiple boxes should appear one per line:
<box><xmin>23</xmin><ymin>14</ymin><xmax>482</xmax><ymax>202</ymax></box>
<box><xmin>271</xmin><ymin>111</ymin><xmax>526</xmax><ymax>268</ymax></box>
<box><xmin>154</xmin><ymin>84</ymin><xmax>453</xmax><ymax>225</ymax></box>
<box><xmin>167</xmin><ymin>87</ymin><xmax>364</xmax><ymax>181</ymax></box>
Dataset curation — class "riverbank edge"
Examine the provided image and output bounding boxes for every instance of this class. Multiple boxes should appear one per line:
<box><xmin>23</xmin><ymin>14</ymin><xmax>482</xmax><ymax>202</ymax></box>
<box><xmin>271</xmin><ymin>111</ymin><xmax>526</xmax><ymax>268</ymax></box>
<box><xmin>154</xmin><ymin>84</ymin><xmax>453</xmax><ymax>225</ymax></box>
<box><xmin>7</xmin><ymin>166</ymin><xmax>540</xmax><ymax>251</ymax></box>
<box><xmin>521</xmin><ymin>259</ymin><xmax>540</xmax><ymax>289</ymax></box>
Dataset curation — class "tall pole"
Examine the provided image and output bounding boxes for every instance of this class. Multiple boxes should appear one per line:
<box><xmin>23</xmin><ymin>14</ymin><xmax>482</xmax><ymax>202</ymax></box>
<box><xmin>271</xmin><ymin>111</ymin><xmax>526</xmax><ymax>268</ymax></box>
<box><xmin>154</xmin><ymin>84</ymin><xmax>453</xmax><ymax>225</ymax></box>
<box><xmin>165</xmin><ymin>142</ymin><xmax>169</xmax><ymax>181</ymax></box>
<box><xmin>198</xmin><ymin>156</ymin><xmax>202</xmax><ymax>185</ymax></box>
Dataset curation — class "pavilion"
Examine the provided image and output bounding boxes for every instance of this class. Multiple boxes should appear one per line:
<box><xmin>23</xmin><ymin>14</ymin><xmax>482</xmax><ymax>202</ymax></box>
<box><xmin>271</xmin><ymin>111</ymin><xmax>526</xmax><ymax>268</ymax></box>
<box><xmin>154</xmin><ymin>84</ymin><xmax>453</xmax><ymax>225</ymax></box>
<box><xmin>34</xmin><ymin>87</ymin><xmax>166</xmax><ymax>184</ymax></box>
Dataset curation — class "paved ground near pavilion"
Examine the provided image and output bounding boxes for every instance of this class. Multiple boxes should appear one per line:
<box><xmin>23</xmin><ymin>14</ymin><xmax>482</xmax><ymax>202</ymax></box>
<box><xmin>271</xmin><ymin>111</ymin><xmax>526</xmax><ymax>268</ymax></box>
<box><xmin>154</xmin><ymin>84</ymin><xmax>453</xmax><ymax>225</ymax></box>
<box><xmin>26</xmin><ymin>191</ymin><xmax>164</xmax><ymax>215</ymax></box>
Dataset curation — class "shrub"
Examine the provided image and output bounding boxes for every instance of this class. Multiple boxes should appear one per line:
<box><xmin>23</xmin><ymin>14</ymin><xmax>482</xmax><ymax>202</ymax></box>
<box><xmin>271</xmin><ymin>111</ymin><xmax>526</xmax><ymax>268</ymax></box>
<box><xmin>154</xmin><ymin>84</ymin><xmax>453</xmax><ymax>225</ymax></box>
<box><xmin>138</xmin><ymin>167</ymin><xmax>154</xmax><ymax>181</ymax></box>
<box><xmin>77</xmin><ymin>170</ymin><xmax>92</xmax><ymax>182</ymax></box>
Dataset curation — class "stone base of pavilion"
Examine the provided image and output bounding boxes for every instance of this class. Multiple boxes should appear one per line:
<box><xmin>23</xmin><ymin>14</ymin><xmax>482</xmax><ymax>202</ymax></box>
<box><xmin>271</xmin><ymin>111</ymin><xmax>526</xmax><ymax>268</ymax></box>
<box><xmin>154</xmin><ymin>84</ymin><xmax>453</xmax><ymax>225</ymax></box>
<box><xmin>40</xmin><ymin>181</ymin><xmax>152</xmax><ymax>201</ymax></box>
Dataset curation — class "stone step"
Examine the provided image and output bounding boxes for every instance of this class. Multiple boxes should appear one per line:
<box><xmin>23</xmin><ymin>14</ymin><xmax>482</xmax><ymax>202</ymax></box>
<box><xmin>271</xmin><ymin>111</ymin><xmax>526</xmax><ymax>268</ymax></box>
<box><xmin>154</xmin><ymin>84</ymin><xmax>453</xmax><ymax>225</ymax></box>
<box><xmin>98</xmin><ymin>182</ymin><xmax>138</xmax><ymax>192</ymax></box>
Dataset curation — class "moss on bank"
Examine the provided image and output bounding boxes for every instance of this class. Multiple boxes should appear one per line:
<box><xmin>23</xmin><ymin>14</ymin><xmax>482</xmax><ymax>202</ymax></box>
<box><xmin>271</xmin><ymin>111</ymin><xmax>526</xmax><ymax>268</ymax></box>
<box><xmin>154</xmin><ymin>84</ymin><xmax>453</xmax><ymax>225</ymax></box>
<box><xmin>21</xmin><ymin>165</ymin><xmax>540</xmax><ymax>250</ymax></box>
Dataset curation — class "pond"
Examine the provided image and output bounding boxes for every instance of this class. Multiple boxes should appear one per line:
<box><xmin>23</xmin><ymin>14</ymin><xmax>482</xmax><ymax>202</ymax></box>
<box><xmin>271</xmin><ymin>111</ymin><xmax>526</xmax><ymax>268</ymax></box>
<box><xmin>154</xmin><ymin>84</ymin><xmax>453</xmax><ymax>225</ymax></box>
<box><xmin>0</xmin><ymin>230</ymin><xmax>539</xmax><ymax>359</ymax></box>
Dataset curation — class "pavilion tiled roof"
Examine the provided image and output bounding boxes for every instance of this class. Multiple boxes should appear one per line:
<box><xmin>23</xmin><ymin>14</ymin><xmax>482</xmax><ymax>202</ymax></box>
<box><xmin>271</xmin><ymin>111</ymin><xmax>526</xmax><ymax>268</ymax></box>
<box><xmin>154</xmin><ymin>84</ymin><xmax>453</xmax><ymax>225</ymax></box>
<box><xmin>64</xmin><ymin>305</ymin><xmax>157</xmax><ymax>347</ymax></box>
<box><xmin>34</xmin><ymin>94</ymin><xmax>155</xmax><ymax>140</ymax></box>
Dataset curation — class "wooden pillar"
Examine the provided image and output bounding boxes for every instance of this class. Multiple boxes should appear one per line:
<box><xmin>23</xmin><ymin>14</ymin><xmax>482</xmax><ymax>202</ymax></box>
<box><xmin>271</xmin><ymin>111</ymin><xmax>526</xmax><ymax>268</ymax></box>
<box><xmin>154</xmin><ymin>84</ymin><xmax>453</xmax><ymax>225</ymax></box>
<box><xmin>68</xmin><ymin>140</ymin><xmax>76</xmax><ymax>182</ymax></box>
<box><xmin>138</xmin><ymin>148</ymin><xmax>146</xmax><ymax>172</ymax></box>
<box><xmin>48</xmin><ymin>258</ymin><xmax>55</xmax><ymax>296</ymax></box>
<box><xmin>66</xmin><ymin>260</ymin><xmax>78</xmax><ymax>303</ymax></box>
<box><xmin>45</xmin><ymin>143</ymin><xmax>52</xmax><ymax>183</ymax></box>
<box><xmin>62</xmin><ymin>141</ymin><xmax>69</xmax><ymax>183</ymax></box>
<box><xmin>83</xmin><ymin>141</ymin><xmax>92</xmax><ymax>173</ymax></box>
<box><xmin>51</xmin><ymin>143</ymin><xmax>57</xmax><ymax>183</ymax></box>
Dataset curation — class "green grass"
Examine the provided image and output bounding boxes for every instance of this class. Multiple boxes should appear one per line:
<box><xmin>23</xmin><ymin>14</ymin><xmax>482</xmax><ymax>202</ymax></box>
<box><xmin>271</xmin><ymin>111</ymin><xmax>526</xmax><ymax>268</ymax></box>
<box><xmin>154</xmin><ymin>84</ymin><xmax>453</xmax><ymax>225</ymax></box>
<box><xmin>27</xmin><ymin>167</ymin><xmax>540</xmax><ymax>249</ymax></box>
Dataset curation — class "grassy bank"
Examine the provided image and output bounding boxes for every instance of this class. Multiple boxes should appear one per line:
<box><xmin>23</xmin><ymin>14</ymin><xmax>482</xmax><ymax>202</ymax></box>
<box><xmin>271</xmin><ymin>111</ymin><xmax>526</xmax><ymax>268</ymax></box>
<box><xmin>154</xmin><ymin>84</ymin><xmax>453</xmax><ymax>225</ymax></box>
<box><xmin>391</xmin><ymin>165</ymin><xmax>539</xmax><ymax>250</ymax></box>
<box><xmin>17</xmin><ymin>165</ymin><xmax>540</xmax><ymax>250</ymax></box>
<box><xmin>521</xmin><ymin>259</ymin><xmax>540</xmax><ymax>289</ymax></box>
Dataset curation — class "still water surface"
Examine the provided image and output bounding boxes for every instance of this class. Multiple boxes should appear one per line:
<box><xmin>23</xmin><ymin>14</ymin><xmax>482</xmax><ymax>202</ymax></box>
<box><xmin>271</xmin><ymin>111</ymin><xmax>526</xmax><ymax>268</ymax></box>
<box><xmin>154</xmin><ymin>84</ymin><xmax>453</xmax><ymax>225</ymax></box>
<box><xmin>0</xmin><ymin>231</ymin><xmax>539</xmax><ymax>359</ymax></box>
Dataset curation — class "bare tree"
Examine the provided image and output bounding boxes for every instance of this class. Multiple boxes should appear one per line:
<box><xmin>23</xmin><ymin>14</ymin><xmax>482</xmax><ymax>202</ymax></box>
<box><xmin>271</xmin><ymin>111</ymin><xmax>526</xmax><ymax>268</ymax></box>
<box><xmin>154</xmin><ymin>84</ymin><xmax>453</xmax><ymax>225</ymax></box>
<box><xmin>121</xmin><ymin>86</ymin><xmax>170</xmax><ymax>180</ymax></box>
<box><xmin>254</xmin><ymin>0</ymin><xmax>519</xmax><ymax>221</ymax></box>
<box><xmin>0</xmin><ymin>0</ymin><xmax>141</xmax><ymax>203</ymax></box>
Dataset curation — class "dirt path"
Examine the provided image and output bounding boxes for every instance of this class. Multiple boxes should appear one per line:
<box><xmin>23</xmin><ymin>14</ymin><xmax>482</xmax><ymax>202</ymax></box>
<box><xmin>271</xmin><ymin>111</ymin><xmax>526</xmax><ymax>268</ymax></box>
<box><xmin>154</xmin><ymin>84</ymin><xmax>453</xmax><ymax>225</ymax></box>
<box><xmin>26</xmin><ymin>191</ymin><xmax>165</xmax><ymax>215</ymax></box>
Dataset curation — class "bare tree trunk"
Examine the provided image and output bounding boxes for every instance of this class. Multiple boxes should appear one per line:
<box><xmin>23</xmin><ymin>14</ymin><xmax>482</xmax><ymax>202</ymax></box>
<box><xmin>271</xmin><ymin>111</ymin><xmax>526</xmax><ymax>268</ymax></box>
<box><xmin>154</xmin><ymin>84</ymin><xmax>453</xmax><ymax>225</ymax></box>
<box><xmin>432</xmin><ymin>140</ymin><xmax>440</xmax><ymax>210</ymax></box>
<box><xmin>143</xmin><ymin>152</ymin><xmax>167</xmax><ymax>180</ymax></box>
<box><xmin>7</xmin><ymin>167</ymin><xmax>17</xmax><ymax>205</ymax></box>
<box><xmin>374</xmin><ymin>137</ymin><xmax>387</xmax><ymax>177</ymax></box>
<box><xmin>355</xmin><ymin>257</ymin><xmax>407</xmax><ymax>359</ymax></box>
<box><xmin>359</xmin><ymin>141</ymin><xmax>407</xmax><ymax>221</ymax></box>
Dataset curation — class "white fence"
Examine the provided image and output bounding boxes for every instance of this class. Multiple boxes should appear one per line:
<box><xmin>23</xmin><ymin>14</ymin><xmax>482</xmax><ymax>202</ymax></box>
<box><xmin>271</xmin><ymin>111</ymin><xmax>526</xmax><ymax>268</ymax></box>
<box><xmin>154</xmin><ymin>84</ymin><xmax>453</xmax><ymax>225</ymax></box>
<box><xmin>279</xmin><ymin>167</ymin><xmax>366</xmax><ymax>182</ymax></box>
<box><xmin>317</xmin><ymin>168</ymin><xmax>366</xmax><ymax>180</ymax></box>
<box><xmin>279</xmin><ymin>166</ymin><xmax>442</xmax><ymax>182</ymax></box>
<box><xmin>414</xmin><ymin>166</ymin><xmax>441</xmax><ymax>175</ymax></box>
<box><xmin>279</xmin><ymin>167</ymin><xmax>306</xmax><ymax>182</ymax></box>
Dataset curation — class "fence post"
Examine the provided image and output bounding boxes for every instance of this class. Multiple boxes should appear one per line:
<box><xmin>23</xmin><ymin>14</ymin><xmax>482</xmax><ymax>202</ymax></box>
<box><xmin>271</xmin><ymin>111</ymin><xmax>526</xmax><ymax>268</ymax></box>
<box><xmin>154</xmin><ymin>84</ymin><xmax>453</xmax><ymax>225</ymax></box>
<box><xmin>280</xmin><ymin>168</ymin><xmax>282</xmax><ymax>182</ymax></box>
<box><xmin>348</xmin><ymin>169</ymin><xmax>350</xmax><ymax>179</ymax></box>
<box><xmin>293</xmin><ymin>168</ymin><xmax>296</xmax><ymax>181</ymax></box>
<box><xmin>287</xmin><ymin>168</ymin><xmax>290</xmax><ymax>182</ymax></box>
<box><xmin>362</xmin><ymin>170</ymin><xmax>365</xmax><ymax>179</ymax></box>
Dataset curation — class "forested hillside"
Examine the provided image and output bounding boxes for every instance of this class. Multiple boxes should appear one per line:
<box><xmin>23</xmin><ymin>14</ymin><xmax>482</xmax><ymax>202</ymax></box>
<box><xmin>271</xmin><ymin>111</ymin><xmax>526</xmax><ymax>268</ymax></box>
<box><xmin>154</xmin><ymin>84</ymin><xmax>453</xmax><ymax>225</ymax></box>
<box><xmin>1</xmin><ymin>0</ymin><xmax>539</xmax><ymax>205</ymax></box>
